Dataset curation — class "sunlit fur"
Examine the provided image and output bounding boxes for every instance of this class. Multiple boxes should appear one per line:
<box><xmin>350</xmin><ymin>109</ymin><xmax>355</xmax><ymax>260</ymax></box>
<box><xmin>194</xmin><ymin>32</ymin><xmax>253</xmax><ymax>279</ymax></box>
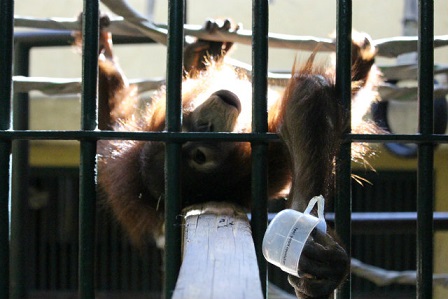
<box><xmin>101</xmin><ymin>77</ymin><xmax>377</xmax><ymax>243</ymax></box>
<box><xmin>94</xmin><ymin>28</ymin><xmax>382</xmax><ymax>245</ymax></box>
<box><xmin>88</xmin><ymin>24</ymin><xmax>384</xmax><ymax>299</ymax></box>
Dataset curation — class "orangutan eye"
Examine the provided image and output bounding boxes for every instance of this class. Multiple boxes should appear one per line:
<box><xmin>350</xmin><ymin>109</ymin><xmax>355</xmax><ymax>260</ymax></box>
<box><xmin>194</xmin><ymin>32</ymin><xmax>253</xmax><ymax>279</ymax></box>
<box><xmin>193</xmin><ymin>149</ymin><xmax>207</xmax><ymax>164</ymax></box>
<box><xmin>197</xmin><ymin>122</ymin><xmax>214</xmax><ymax>132</ymax></box>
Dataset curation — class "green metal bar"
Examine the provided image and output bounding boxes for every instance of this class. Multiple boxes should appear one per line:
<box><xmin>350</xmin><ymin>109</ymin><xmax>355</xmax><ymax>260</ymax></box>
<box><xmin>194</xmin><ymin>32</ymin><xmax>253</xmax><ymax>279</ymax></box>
<box><xmin>10</xmin><ymin>42</ymin><xmax>30</xmax><ymax>299</ymax></box>
<box><xmin>0</xmin><ymin>1</ymin><xmax>13</xmax><ymax>298</ymax></box>
<box><xmin>0</xmin><ymin>139</ymin><xmax>10</xmax><ymax>299</ymax></box>
<box><xmin>0</xmin><ymin>130</ymin><xmax>279</xmax><ymax>142</ymax></box>
<box><xmin>0</xmin><ymin>0</ymin><xmax>13</xmax><ymax>125</ymax></box>
<box><xmin>417</xmin><ymin>1</ymin><xmax>434</xmax><ymax>298</ymax></box>
<box><xmin>79</xmin><ymin>1</ymin><xmax>99</xmax><ymax>298</ymax></box>
<box><xmin>80</xmin><ymin>2</ymin><xmax>99</xmax><ymax>131</ymax></box>
<box><xmin>251</xmin><ymin>0</ymin><xmax>269</xmax><ymax>297</ymax></box>
<box><xmin>347</xmin><ymin>133</ymin><xmax>448</xmax><ymax>143</ymax></box>
<box><xmin>335</xmin><ymin>1</ymin><xmax>352</xmax><ymax>298</ymax></box>
<box><xmin>164</xmin><ymin>0</ymin><xmax>184</xmax><ymax>298</ymax></box>
<box><xmin>3</xmin><ymin>130</ymin><xmax>448</xmax><ymax>143</ymax></box>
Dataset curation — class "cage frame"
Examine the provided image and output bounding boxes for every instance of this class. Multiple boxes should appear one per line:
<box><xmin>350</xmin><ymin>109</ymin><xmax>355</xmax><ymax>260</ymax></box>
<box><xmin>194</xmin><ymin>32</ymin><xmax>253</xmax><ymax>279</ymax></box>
<box><xmin>0</xmin><ymin>0</ymin><xmax>447</xmax><ymax>299</ymax></box>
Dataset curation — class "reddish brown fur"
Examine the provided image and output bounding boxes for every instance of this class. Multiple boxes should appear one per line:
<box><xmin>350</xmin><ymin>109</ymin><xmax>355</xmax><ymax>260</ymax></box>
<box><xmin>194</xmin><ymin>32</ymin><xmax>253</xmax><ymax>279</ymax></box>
<box><xmin>100</xmin><ymin>72</ymin><xmax>376</xmax><ymax>243</ymax></box>
<box><xmin>272</xmin><ymin>55</ymin><xmax>343</xmax><ymax>210</ymax></box>
<box><xmin>91</xmin><ymin>22</ymin><xmax>381</xmax><ymax>298</ymax></box>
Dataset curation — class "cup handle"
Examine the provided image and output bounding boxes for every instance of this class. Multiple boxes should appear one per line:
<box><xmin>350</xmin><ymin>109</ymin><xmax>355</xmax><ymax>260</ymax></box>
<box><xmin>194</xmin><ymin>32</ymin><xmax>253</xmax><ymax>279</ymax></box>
<box><xmin>304</xmin><ymin>195</ymin><xmax>327</xmax><ymax>233</ymax></box>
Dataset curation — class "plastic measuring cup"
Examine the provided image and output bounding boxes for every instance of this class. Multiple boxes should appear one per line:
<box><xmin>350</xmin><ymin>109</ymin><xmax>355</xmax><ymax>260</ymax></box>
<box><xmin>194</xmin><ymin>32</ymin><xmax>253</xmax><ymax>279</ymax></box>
<box><xmin>262</xmin><ymin>195</ymin><xmax>327</xmax><ymax>277</ymax></box>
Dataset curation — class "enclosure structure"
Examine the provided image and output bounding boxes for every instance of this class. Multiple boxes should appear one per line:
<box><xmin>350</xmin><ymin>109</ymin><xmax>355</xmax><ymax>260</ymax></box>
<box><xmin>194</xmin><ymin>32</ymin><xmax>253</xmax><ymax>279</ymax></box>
<box><xmin>1</xmin><ymin>0</ymin><xmax>448</xmax><ymax>299</ymax></box>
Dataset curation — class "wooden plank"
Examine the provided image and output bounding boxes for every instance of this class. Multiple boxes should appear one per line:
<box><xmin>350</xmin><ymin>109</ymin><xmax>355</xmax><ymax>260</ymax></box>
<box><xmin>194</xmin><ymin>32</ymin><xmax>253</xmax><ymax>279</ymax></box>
<box><xmin>173</xmin><ymin>202</ymin><xmax>264</xmax><ymax>299</ymax></box>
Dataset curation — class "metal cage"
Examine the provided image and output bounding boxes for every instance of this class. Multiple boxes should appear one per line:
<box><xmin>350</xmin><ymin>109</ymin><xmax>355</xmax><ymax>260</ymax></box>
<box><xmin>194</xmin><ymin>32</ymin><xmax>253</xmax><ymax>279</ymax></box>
<box><xmin>1</xmin><ymin>1</ymin><xmax>447</xmax><ymax>299</ymax></box>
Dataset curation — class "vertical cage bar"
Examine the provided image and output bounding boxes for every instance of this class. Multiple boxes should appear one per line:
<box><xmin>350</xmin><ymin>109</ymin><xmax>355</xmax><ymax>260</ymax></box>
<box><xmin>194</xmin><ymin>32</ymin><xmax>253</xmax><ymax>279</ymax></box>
<box><xmin>79</xmin><ymin>1</ymin><xmax>99</xmax><ymax>298</ymax></box>
<box><xmin>0</xmin><ymin>1</ymin><xmax>14</xmax><ymax>298</ymax></box>
<box><xmin>335</xmin><ymin>1</ymin><xmax>352</xmax><ymax>298</ymax></box>
<box><xmin>10</xmin><ymin>43</ymin><xmax>30</xmax><ymax>299</ymax></box>
<box><xmin>0</xmin><ymin>140</ymin><xmax>11</xmax><ymax>299</ymax></box>
<box><xmin>164</xmin><ymin>0</ymin><xmax>184</xmax><ymax>298</ymax></box>
<box><xmin>251</xmin><ymin>0</ymin><xmax>269</xmax><ymax>296</ymax></box>
<box><xmin>417</xmin><ymin>1</ymin><xmax>434</xmax><ymax>298</ymax></box>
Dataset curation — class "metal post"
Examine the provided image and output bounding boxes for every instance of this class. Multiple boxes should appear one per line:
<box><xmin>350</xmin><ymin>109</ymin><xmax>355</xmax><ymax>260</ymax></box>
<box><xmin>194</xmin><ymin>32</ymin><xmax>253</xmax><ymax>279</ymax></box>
<box><xmin>251</xmin><ymin>0</ymin><xmax>269</xmax><ymax>297</ymax></box>
<box><xmin>335</xmin><ymin>1</ymin><xmax>352</xmax><ymax>298</ymax></box>
<box><xmin>0</xmin><ymin>140</ymin><xmax>11</xmax><ymax>299</ymax></box>
<box><xmin>79</xmin><ymin>1</ymin><xmax>99</xmax><ymax>298</ymax></box>
<box><xmin>10</xmin><ymin>42</ymin><xmax>30</xmax><ymax>299</ymax></box>
<box><xmin>417</xmin><ymin>1</ymin><xmax>434</xmax><ymax>298</ymax></box>
<box><xmin>164</xmin><ymin>0</ymin><xmax>184</xmax><ymax>298</ymax></box>
<box><xmin>0</xmin><ymin>1</ymin><xmax>14</xmax><ymax>297</ymax></box>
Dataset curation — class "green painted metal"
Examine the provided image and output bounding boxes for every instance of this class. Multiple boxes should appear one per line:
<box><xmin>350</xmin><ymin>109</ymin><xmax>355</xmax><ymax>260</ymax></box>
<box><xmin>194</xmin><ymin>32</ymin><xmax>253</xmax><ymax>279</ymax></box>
<box><xmin>0</xmin><ymin>130</ymin><xmax>280</xmax><ymax>142</ymax></box>
<box><xmin>3</xmin><ymin>130</ymin><xmax>448</xmax><ymax>143</ymax></box>
<box><xmin>0</xmin><ymin>1</ymin><xmax>443</xmax><ymax>298</ymax></box>
<box><xmin>79</xmin><ymin>141</ymin><xmax>97</xmax><ymax>299</ymax></box>
<box><xmin>0</xmin><ymin>1</ymin><xmax>14</xmax><ymax>298</ymax></box>
<box><xmin>0</xmin><ymin>0</ymin><xmax>13</xmax><ymax>129</ymax></box>
<box><xmin>78</xmin><ymin>1</ymin><xmax>99</xmax><ymax>298</ymax></box>
<box><xmin>164</xmin><ymin>0</ymin><xmax>184</xmax><ymax>298</ymax></box>
<box><xmin>0</xmin><ymin>141</ymin><xmax>11</xmax><ymax>299</ymax></box>
<box><xmin>10</xmin><ymin>42</ymin><xmax>30</xmax><ymax>299</ymax></box>
<box><xmin>80</xmin><ymin>2</ymin><xmax>99</xmax><ymax>132</ymax></box>
<box><xmin>417</xmin><ymin>1</ymin><xmax>435</xmax><ymax>298</ymax></box>
<box><xmin>335</xmin><ymin>1</ymin><xmax>352</xmax><ymax>298</ymax></box>
<box><xmin>251</xmin><ymin>0</ymin><xmax>269</xmax><ymax>297</ymax></box>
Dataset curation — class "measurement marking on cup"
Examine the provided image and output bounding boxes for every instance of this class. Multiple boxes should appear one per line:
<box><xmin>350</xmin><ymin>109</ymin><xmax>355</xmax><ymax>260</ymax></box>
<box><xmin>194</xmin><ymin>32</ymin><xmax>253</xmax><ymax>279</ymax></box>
<box><xmin>281</xmin><ymin>226</ymin><xmax>299</xmax><ymax>265</ymax></box>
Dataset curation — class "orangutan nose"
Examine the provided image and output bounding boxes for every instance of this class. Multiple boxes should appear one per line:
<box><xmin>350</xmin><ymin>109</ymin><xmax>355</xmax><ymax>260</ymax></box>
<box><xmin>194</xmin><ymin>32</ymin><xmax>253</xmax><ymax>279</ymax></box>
<box><xmin>211</xmin><ymin>89</ymin><xmax>242</xmax><ymax>113</ymax></box>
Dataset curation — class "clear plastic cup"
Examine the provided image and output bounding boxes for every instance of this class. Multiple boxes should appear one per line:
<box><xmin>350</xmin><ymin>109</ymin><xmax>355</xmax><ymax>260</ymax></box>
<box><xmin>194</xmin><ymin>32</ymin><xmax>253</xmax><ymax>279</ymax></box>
<box><xmin>262</xmin><ymin>195</ymin><xmax>326</xmax><ymax>277</ymax></box>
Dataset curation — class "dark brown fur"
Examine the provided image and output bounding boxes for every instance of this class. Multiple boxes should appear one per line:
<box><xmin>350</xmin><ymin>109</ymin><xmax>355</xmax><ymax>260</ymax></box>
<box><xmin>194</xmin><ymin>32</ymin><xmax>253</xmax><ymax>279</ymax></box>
<box><xmin>274</xmin><ymin>57</ymin><xmax>342</xmax><ymax>210</ymax></box>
